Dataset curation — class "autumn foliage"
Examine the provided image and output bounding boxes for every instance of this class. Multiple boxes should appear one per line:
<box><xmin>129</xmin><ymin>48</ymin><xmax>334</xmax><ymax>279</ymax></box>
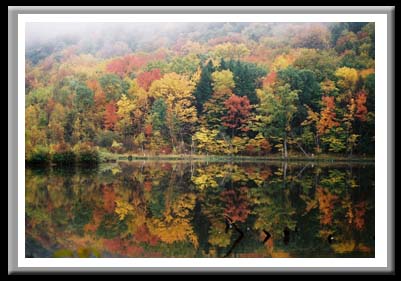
<box><xmin>104</xmin><ymin>101</ymin><xmax>118</xmax><ymax>130</ymax></box>
<box><xmin>25</xmin><ymin>22</ymin><xmax>374</xmax><ymax>162</ymax></box>
<box><xmin>355</xmin><ymin>90</ymin><xmax>368</xmax><ymax>121</ymax></box>
<box><xmin>221</xmin><ymin>187</ymin><xmax>251</xmax><ymax>223</ymax></box>
<box><xmin>317</xmin><ymin>96</ymin><xmax>340</xmax><ymax>135</ymax></box>
<box><xmin>106</xmin><ymin>55</ymin><xmax>150</xmax><ymax>77</ymax></box>
<box><xmin>137</xmin><ymin>69</ymin><xmax>163</xmax><ymax>91</ymax></box>
<box><xmin>222</xmin><ymin>94</ymin><xmax>251</xmax><ymax>133</ymax></box>
<box><xmin>316</xmin><ymin>186</ymin><xmax>338</xmax><ymax>225</ymax></box>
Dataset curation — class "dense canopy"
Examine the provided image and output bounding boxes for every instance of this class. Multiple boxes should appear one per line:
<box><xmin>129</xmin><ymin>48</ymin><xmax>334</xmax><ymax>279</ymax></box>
<box><xmin>25</xmin><ymin>22</ymin><xmax>375</xmax><ymax>163</ymax></box>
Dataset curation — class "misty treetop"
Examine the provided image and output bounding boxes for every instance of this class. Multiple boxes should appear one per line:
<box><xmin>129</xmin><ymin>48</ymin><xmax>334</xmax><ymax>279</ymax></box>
<box><xmin>25</xmin><ymin>22</ymin><xmax>375</xmax><ymax>162</ymax></box>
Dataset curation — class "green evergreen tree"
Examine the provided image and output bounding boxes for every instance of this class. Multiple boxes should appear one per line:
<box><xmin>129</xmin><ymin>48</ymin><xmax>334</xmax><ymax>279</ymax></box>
<box><xmin>193</xmin><ymin>60</ymin><xmax>214</xmax><ymax>114</ymax></box>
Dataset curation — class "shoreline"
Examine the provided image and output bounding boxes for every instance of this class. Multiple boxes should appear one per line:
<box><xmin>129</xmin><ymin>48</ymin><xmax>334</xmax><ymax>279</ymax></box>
<box><xmin>107</xmin><ymin>154</ymin><xmax>375</xmax><ymax>163</ymax></box>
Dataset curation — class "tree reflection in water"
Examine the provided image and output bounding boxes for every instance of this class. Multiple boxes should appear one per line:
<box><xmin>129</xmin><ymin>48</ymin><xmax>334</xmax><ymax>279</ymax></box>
<box><xmin>25</xmin><ymin>161</ymin><xmax>374</xmax><ymax>258</ymax></box>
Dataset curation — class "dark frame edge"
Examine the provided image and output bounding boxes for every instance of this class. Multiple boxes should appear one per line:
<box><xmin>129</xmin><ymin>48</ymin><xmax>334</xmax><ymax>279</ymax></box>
<box><xmin>8</xmin><ymin>5</ymin><xmax>395</xmax><ymax>275</ymax></box>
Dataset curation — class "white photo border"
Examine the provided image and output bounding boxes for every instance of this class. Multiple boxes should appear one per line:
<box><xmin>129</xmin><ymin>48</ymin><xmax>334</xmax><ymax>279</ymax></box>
<box><xmin>16</xmin><ymin>12</ymin><xmax>389</xmax><ymax>270</ymax></box>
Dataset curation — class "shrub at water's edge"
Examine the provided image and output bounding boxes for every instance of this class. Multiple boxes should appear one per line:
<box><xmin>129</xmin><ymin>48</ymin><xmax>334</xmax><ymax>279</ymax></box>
<box><xmin>26</xmin><ymin>145</ymin><xmax>51</xmax><ymax>165</ymax></box>
<box><xmin>52</xmin><ymin>151</ymin><xmax>76</xmax><ymax>165</ymax></box>
<box><xmin>26</xmin><ymin>143</ymin><xmax>100</xmax><ymax>166</ymax></box>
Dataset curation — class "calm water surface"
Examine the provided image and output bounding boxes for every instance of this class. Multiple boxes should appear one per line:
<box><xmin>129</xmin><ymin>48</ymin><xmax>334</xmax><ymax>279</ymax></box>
<box><xmin>26</xmin><ymin>161</ymin><xmax>374</xmax><ymax>258</ymax></box>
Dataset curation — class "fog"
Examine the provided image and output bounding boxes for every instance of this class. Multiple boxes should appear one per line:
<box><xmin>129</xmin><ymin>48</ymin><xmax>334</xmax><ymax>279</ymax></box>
<box><xmin>26</xmin><ymin>22</ymin><xmax>200</xmax><ymax>46</ymax></box>
<box><xmin>25</xmin><ymin>22</ymin><xmax>335</xmax><ymax>64</ymax></box>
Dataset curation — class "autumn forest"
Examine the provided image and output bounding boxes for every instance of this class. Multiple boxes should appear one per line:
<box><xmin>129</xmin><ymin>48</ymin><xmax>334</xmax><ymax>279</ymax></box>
<box><xmin>25</xmin><ymin>22</ymin><xmax>375</xmax><ymax>164</ymax></box>
<box><xmin>25</xmin><ymin>22</ymin><xmax>375</xmax><ymax>258</ymax></box>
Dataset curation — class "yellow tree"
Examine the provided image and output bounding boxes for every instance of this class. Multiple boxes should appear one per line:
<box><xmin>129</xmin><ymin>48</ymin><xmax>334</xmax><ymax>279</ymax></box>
<box><xmin>149</xmin><ymin>73</ymin><xmax>197</xmax><ymax>152</ymax></box>
<box><xmin>25</xmin><ymin>104</ymin><xmax>47</xmax><ymax>158</ymax></box>
<box><xmin>192</xmin><ymin>126</ymin><xmax>230</xmax><ymax>155</ymax></box>
<box><xmin>335</xmin><ymin>67</ymin><xmax>360</xmax><ymax>155</ymax></box>
<box><xmin>148</xmin><ymin>193</ymin><xmax>199</xmax><ymax>250</ymax></box>
<box><xmin>211</xmin><ymin>70</ymin><xmax>235</xmax><ymax>92</ymax></box>
<box><xmin>335</xmin><ymin>67</ymin><xmax>358</xmax><ymax>93</ymax></box>
<box><xmin>48</xmin><ymin>103</ymin><xmax>66</xmax><ymax>144</ymax></box>
<box><xmin>116</xmin><ymin>94</ymin><xmax>136</xmax><ymax>148</ymax></box>
<box><xmin>213</xmin><ymin>42</ymin><xmax>250</xmax><ymax>60</ymax></box>
<box><xmin>271</xmin><ymin>53</ymin><xmax>295</xmax><ymax>72</ymax></box>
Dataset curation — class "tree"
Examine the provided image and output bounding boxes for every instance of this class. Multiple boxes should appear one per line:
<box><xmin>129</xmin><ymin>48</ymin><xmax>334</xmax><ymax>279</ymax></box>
<box><xmin>245</xmin><ymin>133</ymin><xmax>271</xmax><ymax>156</ymax></box>
<box><xmin>99</xmin><ymin>74</ymin><xmax>130</xmax><ymax>102</ymax></box>
<box><xmin>342</xmin><ymin>96</ymin><xmax>359</xmax><ymax>156</ymax></box>
<box><xmin>321</xmin><ymin>127</ymin><xmax>347</xmax><ymax>153</ymax></box>
<box><xmin>25</xmin><ymin>105</ymin><xmax>48</xmax><ymax>157</ymax></box>
<box><xmin>136</xmin><ymin>69</ymin><xmax>162</xmax><ymax>91</ymax></box>
<box><xmin>144</xmin><ymin>124</ymin><xmax>153</xmax><ymax>138</ymax></box>
<box><xmin>316</xmin><ymin>186</ymin><xmax>338</xmax><ymax>225</ymax></box>
<box><xmin>150</xmin><ymin>98</ymin><xmax>167</xmax><ymax>132</ymax></box>
<box><xmin>335</xmin><ymin>31</ymin><xmax>358</xmax><ymax>54</ymax></box>
<box><xmin>104</xmin><ymin>101</ymin><xmax>118</xmax><ymax>130</ymax></box>
<box><xmin>220</xmin><ymin>187</ymin><xmax>250</xmax><ymax>223</ymax></box>
<box><xmin>201</xmin><ymin>70</ymin><xmax>236</xmax><ymax>131</ymax></box>
<box><xmin>355</xmin><ymin>90</ymin><xmax>368</xmax><ymax>121</ymax></box>
<box><xmin>149</xmin><ymin>73</ymin><xmax>197</xmax><ymax>151</ymax></box>
<box><xmin>278</xmin><ymin>67</ymin><xmax>322</xmax><ymax>141</ymax></box>
<box><xmin>317</xmin><ymin>96</ymin><xmax>340</xmax><ymax>136</ymax></box>
<box><xmin>257</xmin><ymin>83</ymin><xmax>299</xmax><ymax>158</ymax></box>
<box><xmin>192</xmin><ymin>127</ymin><xmax>218</xmax><ymax>154</ymax></box>
<box><xmin>72</xmin><ymin>82</ymin><xmax>94</xmax><ymax>112</ymax></box>
<box><xmin>271</xmin><ymin>54</ymin><xmax>295</xmax><ymax>72</ymax></box>
<box><xmin>213</xmin><ymin>42</ymin><xmax>250</xmax><ymax>60</ymax></box>
<box><xmin>263</xmin><ymin>71</ymin><xmax>277</xmax><ymax>87</ymax></box>
<box><xmin>211</xmin><ymin>70</ymin><xmax>235</xmax><ymax>92</ymax></box>
<box><xmin>227</xmin><ymin>61</ymin><xmax>267</xmax><ymax>104</ymax></box>
<box><xmin>293</xmin><ymin>49</ymin><xmax>340</xmax><ymax>82</ymax></box>
<box><xmin>192</xmin><ymin>126</ymin><xmax>230</xmax><ymax>155</ymax></box>
<box><xmin>71</xmin><ymin>117</ymin><xmax>82</xmax><ymax>144</ymax></box>
<box><xmin>292</xmin><ymin>24</ymin><xmax>330</xmax><ymax>49</ymax></box>
<box><xmin>48</xmin><ymin>103</ymin><xmax>66</xmax><ymax>144</ymax></box>
<box><xmin>222</xmin><ymin>94</ymin><xmax>252</xmax><ymax>137</ymax></box>
<box><xmin>148</xmin><ymin>193</ymin><xmax>198</xmax><ymax>248</ymax></box>
<box><xmin>329</xmin><ymin>23</ymin><xmax>349</xmax><ymax>46</ymax></box>
<box><xmin>106</xmin><ymin>55</ymin><xmax>147</xmax><ymax>77</ymax></box>
<box><xmin>278</xmin><ymin>67</ymin><xmax>321</xmax><ymax>112</ymax></box>
<box><xmin>193</xmin><ymin>60</ymin><xmax>214</xmax><ymax>114</ymax></box>
<box><xmin>168</xmin><ymin>54</ymin><xmax>200</xmax><ymax>76</ymax></box>
<box><xmin>335</xmin><ymin>67</ymin><xmax>358</xmax><ymax>93</ymax></box>
<box><xmin>116</xmin><ymin>94</ymin><xmax>136</xmax><ymax>148</ymax></box>
<box><xmin>302</xmin><ymin>95</ymin><xmax>340</xmax><ymax>153</ymax></box>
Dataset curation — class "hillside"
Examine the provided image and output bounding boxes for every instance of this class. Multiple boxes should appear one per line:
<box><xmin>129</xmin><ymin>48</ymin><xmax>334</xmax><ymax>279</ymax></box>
<box><xmin>25</xmin><ymin>22</ymin><xmax>375</xmax><ymax>164</ymax></box>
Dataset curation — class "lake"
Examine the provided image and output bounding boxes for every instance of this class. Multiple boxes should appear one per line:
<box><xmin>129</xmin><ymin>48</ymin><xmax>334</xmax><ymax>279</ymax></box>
<box><xmin>25</xmin><ymin>161</ymin><xmax>374</xmax><ymax>258</ymax></box>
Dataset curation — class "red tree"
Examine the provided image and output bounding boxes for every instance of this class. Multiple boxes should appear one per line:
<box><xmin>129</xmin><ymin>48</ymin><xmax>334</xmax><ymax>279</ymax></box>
<box><xmin>103</xmin><ymin>184</ymin><xmax>116</xmax><ymax>213</ymax></box>
<box><xmin>263</xmin><ymin>71</ymin><xmax>277</xmax><ymax>87</ymax></box>
<box><xmin>137</xmin><ymin>69</ymin><xmax>162</xmax><ymax>91</ymax></box>
<box><xmin>355</xmin><ymin>90</ymin><xmax>368</xmax><ymax>121</ymax></box>
<box><xmin>144</xmin><ymin>124</ymin><xmax>153</xmax><ymax>138</ymax></box>
<box><xmin>221</xmin><ymin>187</ymin><xmax>251</xmax><ymax>223</ymax></box>
<box><xmin>94</xmin><ymin>91</ymin><xmax>107</xmax><ymax>108</ymax></box>
<box><xmin>317</xmin><ymin>96</ymin><xmax>340</xmax><ymax>135</ymax></box>
<box><xmin>45</xmin><ymin>98</ymin><xmax>56</xmax><ymax>118</ymax></box>
<box><xmin>104</xmin><ymin>101</ymin><xmax>118</xmax><ymax>130</ymax></box>
<box><xmin>222</xmin><ymin>94</ymin><xmax>252</xmax><ymax>136</ymax></box>
<box><xmin>106</xmin><ymin>58</ymin><xmax>127</xmax><ymax>77</ymax></box>
<box><xmin>106</xmin><ymin>55</ymin><xmax>148</xmax><ymax>78</ymax></box>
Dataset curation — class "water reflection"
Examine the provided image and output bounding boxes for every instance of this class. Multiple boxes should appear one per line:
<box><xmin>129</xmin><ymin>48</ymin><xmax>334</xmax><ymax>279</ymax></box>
<box><xmin>26</xmin><ymin>161</ymin><xmax>374</xmax><ymax>258</ymax></box>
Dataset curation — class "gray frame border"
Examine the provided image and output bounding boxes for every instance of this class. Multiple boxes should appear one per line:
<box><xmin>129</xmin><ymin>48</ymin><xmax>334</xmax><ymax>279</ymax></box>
<box><xmin>8</xmin><ymin>6</ymin><xmax>395</xmax><ymax>274</ymax></box>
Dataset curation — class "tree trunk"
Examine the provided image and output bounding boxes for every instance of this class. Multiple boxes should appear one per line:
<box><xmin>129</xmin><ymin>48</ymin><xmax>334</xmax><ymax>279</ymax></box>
<box><xmin>282</xmin><ymin>161</ymin><xmax>288</xmax><ymax>189</ymax></box>
<box><xmin>284</xmin><ymin>136</ymin><xmax>288</xmax><ymax>159</ymax></box>
<box><xmin>296</xmin><ymin>142</ymin><xmax>310</xmax><ymax>158</ymax></box>
<box><xmin>316</xmin><ymin>134</ymin><xmax>320</xmax><ymax>153</ymax></box>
